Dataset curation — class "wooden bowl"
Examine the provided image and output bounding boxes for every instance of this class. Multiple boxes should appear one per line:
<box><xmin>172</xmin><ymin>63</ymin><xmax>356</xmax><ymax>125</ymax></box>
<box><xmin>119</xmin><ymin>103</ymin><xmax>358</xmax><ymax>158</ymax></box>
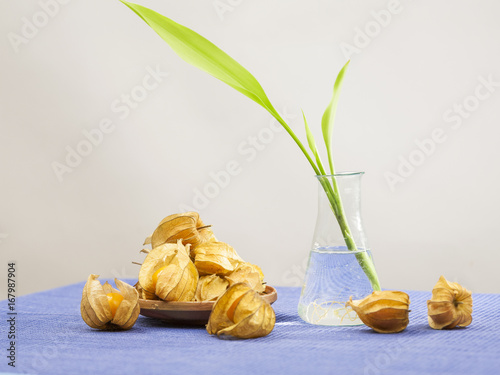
<box><xmin>139</xmin><ymin>285</ymin><xmax>277</xmax><ymax>325</ymax></box>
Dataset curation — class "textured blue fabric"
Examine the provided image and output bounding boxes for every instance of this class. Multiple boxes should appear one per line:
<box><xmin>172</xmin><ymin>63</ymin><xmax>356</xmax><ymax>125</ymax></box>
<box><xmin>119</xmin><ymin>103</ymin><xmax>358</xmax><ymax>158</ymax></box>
<box><xmin>1</xmin><ymin>280</ymin><xmax>499</xmax><ymax>375</ymax></box>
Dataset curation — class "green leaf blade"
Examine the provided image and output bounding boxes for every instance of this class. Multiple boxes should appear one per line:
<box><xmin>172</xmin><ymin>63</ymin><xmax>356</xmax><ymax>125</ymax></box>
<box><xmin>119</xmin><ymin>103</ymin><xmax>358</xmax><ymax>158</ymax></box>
<box><xmin>302</xmin><ymin>110</ymin><xmax>326</xmax><ymax>175</ymax></box>
<box><xmin>119</xmin><ymin>0</ymin><xmax>321</xmax><ymax>175</ymax></box>
<box><xmin>321</xmin><ymin>60</ymin><xmax>350</xmax><ymax>175</ymax></box>
<box><xmin>119</xmin><ymin>1</ymin><xmax>278</xmax><ymax>117</ymax></box>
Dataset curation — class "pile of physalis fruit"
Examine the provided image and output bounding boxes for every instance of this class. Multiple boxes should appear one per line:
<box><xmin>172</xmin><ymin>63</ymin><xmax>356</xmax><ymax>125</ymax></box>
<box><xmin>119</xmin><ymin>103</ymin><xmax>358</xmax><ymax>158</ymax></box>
<box><xmin>80</xmin><ymin>212</ymin><xmax>275</xmax><ymax>339</ymax></box>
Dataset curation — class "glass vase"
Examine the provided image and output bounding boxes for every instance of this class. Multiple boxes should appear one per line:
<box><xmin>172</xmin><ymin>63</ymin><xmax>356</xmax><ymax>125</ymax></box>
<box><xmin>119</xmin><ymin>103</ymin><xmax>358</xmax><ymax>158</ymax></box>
<box><xmin>298</xmin><ymin>172</ymin><xmax>380</xmax><ymax>326</ymax></box>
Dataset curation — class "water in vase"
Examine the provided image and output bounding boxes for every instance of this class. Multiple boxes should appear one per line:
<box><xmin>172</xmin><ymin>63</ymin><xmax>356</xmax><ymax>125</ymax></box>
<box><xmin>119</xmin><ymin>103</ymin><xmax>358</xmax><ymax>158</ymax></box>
<box><xmin>298</xmin><ymin>246</ymin><xmax>374</xmax><ymax>326</ymax></box>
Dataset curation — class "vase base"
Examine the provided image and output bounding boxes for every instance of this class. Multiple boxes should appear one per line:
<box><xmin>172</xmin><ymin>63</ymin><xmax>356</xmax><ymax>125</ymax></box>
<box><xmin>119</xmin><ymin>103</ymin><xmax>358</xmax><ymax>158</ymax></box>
<box><xmin>298</xmin><ymin>301</ymin><xmax>363</xmax><ymax>326</ymax></box>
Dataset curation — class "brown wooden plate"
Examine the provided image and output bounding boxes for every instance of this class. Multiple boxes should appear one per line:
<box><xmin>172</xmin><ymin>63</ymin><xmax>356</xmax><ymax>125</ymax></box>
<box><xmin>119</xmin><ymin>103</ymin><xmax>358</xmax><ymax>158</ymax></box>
<box><xmin>139</xmin><ymin>285</ymin><xmax>278</xmax><ymax>325</ymax></box>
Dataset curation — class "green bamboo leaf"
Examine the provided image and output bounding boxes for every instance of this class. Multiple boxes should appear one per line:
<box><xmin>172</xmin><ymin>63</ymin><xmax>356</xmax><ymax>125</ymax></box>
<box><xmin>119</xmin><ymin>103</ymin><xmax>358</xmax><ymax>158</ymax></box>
<box><xmin>302</xmin><ymin>110</ymin><xmax>326</xmax><ymax>175</ymax></box>
<box><xmin>120</xmin><ymin>0</ymin><xmax>273</xmax><ymax>112</ymax></box>
<box><xmin>119</xmin><ymin>0</ymin><xmax>319</xmax><ymax>174</ymax></box>
<box><xmin>321</xmin><ymin>60</ymin><xmax>350</xmax><ymax>175</ymax></box>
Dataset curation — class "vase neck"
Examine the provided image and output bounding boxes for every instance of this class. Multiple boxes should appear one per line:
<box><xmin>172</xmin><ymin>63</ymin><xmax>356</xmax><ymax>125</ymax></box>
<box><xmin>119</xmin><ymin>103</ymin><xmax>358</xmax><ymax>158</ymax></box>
<box><xmin>313</xmin><ymin>173</ymin><xmax>368</xmax><ymax>250</ymax></box>
<box><xmin>316</xmin><ymin>173</ymin><xmax>363</xmax><ymax>215</ymax></box>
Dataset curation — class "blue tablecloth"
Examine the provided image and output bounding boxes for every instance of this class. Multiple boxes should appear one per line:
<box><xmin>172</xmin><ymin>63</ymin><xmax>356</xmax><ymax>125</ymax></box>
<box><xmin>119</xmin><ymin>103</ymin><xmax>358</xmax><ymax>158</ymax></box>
<box><xmin>1</xmin><ymin>281</ymin><xmax>499</xmax><ymax>375</ymax></box>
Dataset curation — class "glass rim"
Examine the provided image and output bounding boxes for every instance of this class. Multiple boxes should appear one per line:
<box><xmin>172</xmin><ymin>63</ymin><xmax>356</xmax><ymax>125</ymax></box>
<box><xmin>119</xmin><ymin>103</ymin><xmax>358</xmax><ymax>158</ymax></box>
<box><xmin>313</xmin><ymin>247</ymin><xmax>371</xmax><ymax>254</ymax></box>
<box><xmin>315</xmin><ymin>171</ymin><xmax>365</xmax><ymax>178</ymax></box>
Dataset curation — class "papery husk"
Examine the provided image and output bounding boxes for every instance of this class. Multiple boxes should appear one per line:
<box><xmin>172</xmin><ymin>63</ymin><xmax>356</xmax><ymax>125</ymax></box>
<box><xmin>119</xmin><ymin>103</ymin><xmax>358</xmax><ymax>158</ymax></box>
<box><xmin>138</xmin><ymin>240</ymin><xmax>198</xmax><ymax>301</ymax></box>
<box><xmin>156</xmin><ymin>260</ymin><xmax>198</xmax><ymax>301</ymax></box>
<box><xmin>198</xmin><ymin>225</ymin><xmax>217</xmax><ymax>244</ymax></box>
<box><xmin>147</xmin><ymin>212</ymin><xmax>217</xmax><ymax>249</ymax></box>
<box><xmin>81</xmin><ymin>275</ymin><xmax>139</xmax><ymax>330</ymax></box>
<box><xmin>138</xmin><ymin>242</ymin><xmax>183</xmax><ymax>294</ymax></box>
<box><xmin>142</xmin><ymin>212</ymin><xmax>216</xmax><ymax>252</ymax></box>
<box><xmin>346</xmin><ymin>291</ymin><xmax>410</xmax><ymax>333</ymax></box>
<box><xmin>134</xmin><ymin>281</ymin><xmax>158</xmax><ymax>300</ymax></box>
<box><xmin>152</xmin><ymin>212</ymin><xmax>200</xmax><ymax>248</ymax></box>
<box><xmin>427</xmin><ymin>275</ymin><xmax>472</xmax><ymax>330</ymax></box>
<box><xmin>195</xmin><ymin>275</ymin><xmax>229</xmax><ymax>301</ymax></box>
<box><xmin>103</xmin><ymin>281</ymin><xmax>119</xmax><ymax>294</ymax></box>
<box><xmin>192</xmin><ymin>241</ymin><xmax>243</xmax><ymax>275</ymax></box>
<box><xmin>250</xmin><ymin>263</ymin><xmax>265</xmax><ymax>283</ymax></box>
<box><xmin>142</xmin><ymin>289</ymin><xmax>158</xmax><ymax>300</ymax></box>
<box><xmin>225</xmin><ymin>262</ymin><xmax>265</xmax><ymax>293</ymax></box>
<box><xmin>207</xmin><ymin>283</ymin><xmax>275</xmax><ymax>339</ymax></box>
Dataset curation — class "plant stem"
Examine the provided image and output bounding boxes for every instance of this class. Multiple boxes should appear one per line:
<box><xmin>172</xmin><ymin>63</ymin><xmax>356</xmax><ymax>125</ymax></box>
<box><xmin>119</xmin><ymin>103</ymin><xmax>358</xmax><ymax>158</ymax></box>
<box><xmin>274</xmin><ymin>110</ymin><xmax>380</xmax><ymax>291</ymax></box>
<box><xmin>272</xmin><ymin>113</ymin><xmax>321</xmax><ymax>176</ymax></box>
<box><xmin>317</xmin><ymin>177</ymin><xmax>381</xmax><ymax>291</ymax></box>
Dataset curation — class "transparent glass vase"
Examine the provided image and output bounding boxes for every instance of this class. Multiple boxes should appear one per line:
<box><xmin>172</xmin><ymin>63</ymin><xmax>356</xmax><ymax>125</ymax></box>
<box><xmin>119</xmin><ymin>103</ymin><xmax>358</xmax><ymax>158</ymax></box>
<box><xmin>298</xmin><ymin>172</ymin><xmax>379</xmax><ymax>326</ymax></box>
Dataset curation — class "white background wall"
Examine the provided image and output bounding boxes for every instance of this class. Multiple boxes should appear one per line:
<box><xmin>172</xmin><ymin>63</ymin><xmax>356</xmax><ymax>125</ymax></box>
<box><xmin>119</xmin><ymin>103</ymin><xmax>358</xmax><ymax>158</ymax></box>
<box><xmin>1</xmin><ymin>0</ymin><xmax>499</xmax><ymax>296</ymax></box>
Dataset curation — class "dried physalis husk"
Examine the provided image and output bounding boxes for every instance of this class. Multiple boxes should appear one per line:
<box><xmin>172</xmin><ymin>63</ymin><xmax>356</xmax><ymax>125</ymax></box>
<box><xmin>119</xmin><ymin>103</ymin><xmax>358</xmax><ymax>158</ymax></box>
<box><xmin>134</xmin><ymin>281</ymin><xmax>158</xmax><ymax>300</ymax></box>
<box><xmin>150</xmin><ymin>212</ymin><xmax>200</xmax><ymax>248</ymax></box>
<box><xmin>194</xmin><ymin>214</ymin><xmax>217</xmax><ymax>244</ymax></box>
<box><xmin>191</xmin><ymin>241</ymin><xmax>243</xmax><ymax>275</ymax></box>
<box><xmin>138</xmin><ymin>240</ymin><xmax>198</xmax><ymax>301</ymax></box>
<box><xmin>225</xmin><ymin>262</ymin><xmax>265</xmax><ymax>293</ymax></box>
<box><xmin>346</xmin><ymin>291</ymin><xmax>410</xmax><ymax>333</ymax></box>
<box><xmin>427</xmin><ymin>275</ymin><xmax>472</xmax><ymax>330</ymax></box>
<box><xmin>146</xmin><ymin>212</ymin><xmax>215</xmax><ymax>249</ymax></box>
<box><xmin>138</xmin><ymin>242</ymin><xmax>180</xmax><ymax>294</ymax></box>
<box><xmin>207</xmin><ymin>283</ymin><xmax>275</xmax><ymax>339</ymax></box>
<box><xmin>81</xmin><ymin>275</ymin><xmax>139</xmax><ymax>330</ymax></box>
<box><xmin>142</xmin><ymin>289</ymin><xmax>157</xmax><ymax>300</ymax></box>
<box><xmin>195</xmin><ymin>275</ymin><xmax>229</xmax><ymax>301</ymax></box>
<box><xmin>198</xmin><ymin>225</ymin><xmax>217</xmax><ymax>244</ymax></box>
<box><xmin>192</xmin><ymin>215</ymin><xmax>217</xmax><ymax>247</ymax></box>
<box><xmin>155</xmin><ymin>256</ymin><xmax>198</xmax><ymax>301</ymax></box>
